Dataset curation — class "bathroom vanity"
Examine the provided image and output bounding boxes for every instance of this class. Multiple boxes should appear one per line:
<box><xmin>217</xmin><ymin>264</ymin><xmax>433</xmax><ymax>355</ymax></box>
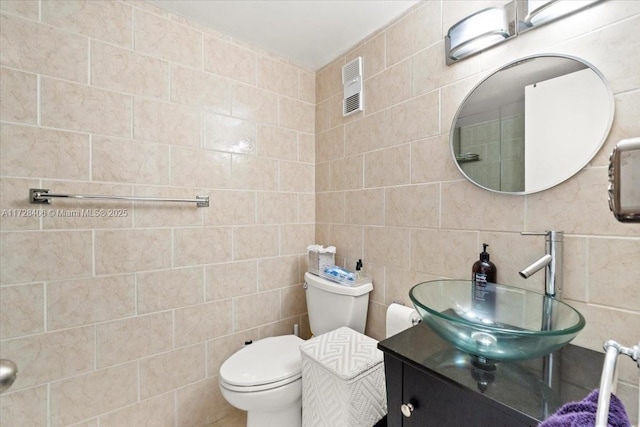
<box><xmin>378</xmin><ymin>323</ymin><xmax>606</xmax><ymax>426</ymax></box>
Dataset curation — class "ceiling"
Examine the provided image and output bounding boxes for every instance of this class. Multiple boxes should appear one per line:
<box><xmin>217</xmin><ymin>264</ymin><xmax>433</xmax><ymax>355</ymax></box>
<box><xmin>149</xmin><ymin>0</ymin><xmax>420</xmax><ymax>70</ymax></box>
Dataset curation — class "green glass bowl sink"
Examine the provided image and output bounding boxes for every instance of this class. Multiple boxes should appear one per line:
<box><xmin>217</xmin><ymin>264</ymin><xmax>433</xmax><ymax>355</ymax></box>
<box><xmin>409</xmin><ymin>280</ymin><xmax>585</xmax><ymax>362</ymax></box>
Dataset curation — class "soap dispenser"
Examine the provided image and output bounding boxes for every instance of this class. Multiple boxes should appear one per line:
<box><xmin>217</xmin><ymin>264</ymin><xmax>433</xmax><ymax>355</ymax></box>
<box><xmin>472</xmin><ymin>243</ymin><xmax>497</xmax><ymax>319</ymax></box>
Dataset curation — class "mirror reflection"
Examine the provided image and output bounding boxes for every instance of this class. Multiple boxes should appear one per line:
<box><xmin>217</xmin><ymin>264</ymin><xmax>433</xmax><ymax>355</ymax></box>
<box><xmin>451</xmin><ymin>54</ymin><xmax>614</xmax><ymax>194</ymax></box>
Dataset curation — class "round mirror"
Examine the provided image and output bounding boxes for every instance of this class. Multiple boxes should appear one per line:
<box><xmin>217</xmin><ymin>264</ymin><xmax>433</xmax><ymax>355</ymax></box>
<box><xmin>450</xmin><ymin>54</ymin><xmax>614</xmax><ymax>194</ymax></box>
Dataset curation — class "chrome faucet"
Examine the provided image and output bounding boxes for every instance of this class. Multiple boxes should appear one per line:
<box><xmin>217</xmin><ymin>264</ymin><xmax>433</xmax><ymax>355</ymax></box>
<box><xmin>519</xmin><ymin>231</ymin><xmax>563</xmax><ymax>299</ymax></box>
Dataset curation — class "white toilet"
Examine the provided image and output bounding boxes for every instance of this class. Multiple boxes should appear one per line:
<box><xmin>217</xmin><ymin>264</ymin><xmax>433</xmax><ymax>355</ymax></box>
<box><xmin>218</xmin><ymin>272</ymin><xmax>373</xmax><ymax>427</ymax></box>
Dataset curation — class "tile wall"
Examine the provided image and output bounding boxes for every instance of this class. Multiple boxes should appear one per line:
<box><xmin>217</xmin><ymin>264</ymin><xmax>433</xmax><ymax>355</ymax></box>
<box><xmin>315</xmin><ymin>0</ymin><xmax>639</xmax><ymax>422</ymax></box>
<box><xmin>0</xmin><ymin>1</ymin><xmax>314</xmax><ymax>425</ymax></box>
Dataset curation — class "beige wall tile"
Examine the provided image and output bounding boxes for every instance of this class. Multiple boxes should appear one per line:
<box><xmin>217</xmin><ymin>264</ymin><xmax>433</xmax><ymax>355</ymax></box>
<box><xmin>527</xmin><ymin>168</ymin><xmax>640</xmax><ymax>237</ymax></box>
<box><xmin>234</xmin><ymin>290</ymin><xmax>280</xmax><ymax>330</ymax></box>
<box><xmin>257</xmin><ymin>125</ymin><xmax>298</xmax><ymax>161</ymax></box>
<box><xmin>345</xmin><ymin>91</ymin><xmax>440</xmax><ymax>155</ymax></box>
<box><xmin>42</xmin><ymin>0</ymin><xmax>132</xmax><ymax>48</ymax></box>
<box><xmin>0</xmin><ymin>0</ymin><xmax>39</xmax><ymax>20</ymax></box>
<box><xmin>347</xmin><ymin>33</ymin><xmax>386</xmax><ymax>80</ymax></box>
<box><xmin>316</xmin><ymin>58</ymin><xmax>344</xmax><ymax>104</ymax></box>
<box><xmin>170</xmin><ymin>65</ymin><xmax>231</xmax><ymax>114</ymax></box>
<box><xmin>0</xmin><ymin>68</ymin><xmax>37</xmax><ymax>124</ymax></box>
<box><xmin>299</xmin><ymin>193</ymin><xmax>315</xmax><ymax>224</ymax></box>
<box><xmin>174</xmin><ymin>299</ymin><xmax>233</xmax><ymax>347</ymax></box>
<box><xmin>1</xmin><ymin>326</ymin><xmax>94</xmax><ymax>391</ymax></box>
<box><xmin>173</xmin><ymin>227</ymin><xmax>233</xmax><ymax>266</ymax></box>
<box><xmin>232</xmin><ymin>83</ymin><xmax>278</xmax><ymax>125</ymax></box>
<box><xmin>259</xmin><ymin>316</ymin><xmax>302</xmax><ymax>339</ymax></box>
<box><xmin>258</xmin><ymin>255</ymin><xmax>300</xmax><ymax>291</ymax></box>
<box><xmin>589</xmin><ymin>238</ymin><xmax>640</xmax><ymax>311</ymax></box>
<box><xmin>204</xmin><ymin>113</ymin><xmax>256</xmax><ymax>154</ymax></box>
<box><xmin>411</xmin><ymin>134</ymin><xmax>462</xmax><ymax>184</ymax></box>
<box><xmin>411</xmin><ymin>229</ymin><xmax>478</xmax><ymax>278</ymax></box>
<box><xmin>207</xmin><ymin>330</ymin><xmax>255</xmax><ymax>377</ymax></box>
<box><xmin>50</xmin><ymin>362</ymin><xmax>138</xmax><ymax>427</ymax></box>
<box><xmin>0</xmin><ymin>13</ymin><xmax>88</xmax><ymax>82</ymax></box>
<box><xmin>0</xmin><ymin>284</ymin><xmax>44</xmax><ymax>339</ymax></box>
<box><xmin>386</xmin><ymin>184</ymin><xmax>440</xmax><ymax>228</ymax></box>
<box><xmin>279</xmin><ymin>97</ymin><xmax>315</xmax><ymax>133</ymax></box>
<box><xmin>280</xmin><ymin>224</ymin><xmax>315</xmax><ymax>255</ymax></box>
<box><xmin>440</xmin><ymin>75</ymin><xmax>484</xmax><ymax>136</ymax></box>
<box><xmin>132</xmin><ymin>185</ymin><xmax>204</xmax><ymax>228</ymax></box>
<box><xmin>48</xmin><ymin>275</ymin><xmax>136</xmax><ymax>330</ymax></box>
<box><xmin>231</xmin><ymin>155</ymin><xmax>278</xmax><ymax>191</ymax></box>
<box><xmin>570</xmin><ymin>302</ymin><xmax>640</xmax><ymax>354</ymax></box>
<box><xmin>0</xmin><ymin>385</ymin><xmax>47</xmax><ymax>426</ymax></box>
<box><xmin>139</xmin><ymin>344</ymin><xmax>206</xmax><ymax>399</ymax></box>
<box><xmin>365</xmin><ymin>144</ymin><xmax>410</xmax><ymax>188</ymax></box>
<box><xmin>99</xmin><ymin>393</ymin><xmax>175</xmax><ymax>427</ymax></box>
<box><xmin>257</xmin><ymin>192</ymin><xmax>298</xmax><ymax>224</ymax></box>
<box><xmin>562</xmin><ymin>236</ymin><xmax>588</xmax><ymax>302</ymax></box>
<box><xmin>280</xmin><ymin>161</ymin><xmax>314</xmax><ymax>193</ymax></box>
<box><xmin>41</xmin><ymin>78</ymin><xmax>131</xmax><ymax>137</ymax></box>
<box><xmin>281</xmin><ymin>285</ymin><xmax>306</xmax><ymax>318</ymax></box>
<box><xmin>316</xmin><ymin>126</ymin><xmax>345</xmax><ymax>163</ymax></box>
<box><xmin>94</xmin><ymin>228</ymin><xmax>172</xmax><ymax>275</ymax></box>
<box><xmin>133</xmin><ymin>97</ymin><xmax>201</xmax><ymax>147</ymax></box>
<box><xmin>365</xmin><ymin>301</ymin><xmax>386</xmax><ymax>341</ymax></box>
<box><xmin>204</xmin><ymin>36</ymin><xmax>256</xmax><ymax>84</ymax></box>
<box><xmin>0</xmin><ymin>177</ymin><xmax>41</xmax><ymax>231</ymax></box>
<box><xmin>0</xmin><ymin>231</ymin><xmax>92</xmax><ymax>285</ymax></box>
<box><xmin>0</xmin><ymin>124</ymin><xmax>90</xmax><ymax>180</ymax></box>
<box><xmin>316</xmin><ymin>192</ymin><xmax>345</xmax><ymax>224</ymax></box>
<box><xmin>330</xmin><ymin>224</ymin><xmax>363</xmax><ymax>260</ymax></box>
<box><xmin>595</xmin><ymin>90</ymin><xmax>640</xmax><ymax>167</ymax></box>
<box><xmin>365</xmin><ymin>59</ymin><xmax>411</xmax><ymax>113</ymax></box>
<box><xmin>137</xmin><ymin>267</ymin><xmax>204</xmax><ymax>313</ymax></box>
<box><xmin>299</xmin><ymin>70</ymin><xmax>315</xmax><ymax>103</ymax></box>
<box><xmin>345</xmin><ymin>189</ymin><xmax>384</xmax><ymax>226</ymax></box>
<box><xmin>135</xmin><ymin>10</ymin><xmax>202</xmax><ymax>68</ymax></box>
<box><xmin>385</xmin><ymin>2</ymin><xmax>441</xmax><ymax>66</ymax></box>
<box><xmin>96</xmin><ymin>311</ymin><xmax>173</xmax><ymax>368</ymax></box>
<box><xmin>92</xmin><ymin>136</ymin><xmax>169</xmax><ymax>185</ymax></box>
<box><xmin>257</xmin><ymin>56</ymin><xmax>298</xmax><ymax>98</ymax></box>
<box><xmin>177</xmin><ymin>378</ymin><xmax>236</xmax><ymax>426</ymax></box>
<box><xmin>92</xmin><ymin>41</ymin><xmax>168</xmax><ymax>99</ymax></box>
<box><xmin>441</xmin><ymin>181</ymin><xmax>525</xmax><ymax>231</ymax></box>
<box><xmin>331</xmin><ymin>155</ymin><xmax>363</xmax><ymax>191</ymax></box>
<box><xmin>233</xmin><ymin>225</ymin><xmax>279</xmax><ymax>260</ymax></box>
<box><xmin>315</xmin><ymin>161</ymin><xmax>332</xmax><ymax>193</ymax></box>
<box><xmin>172</xmin><ymin>147</ymin><xmax>232</xmax><ymax>189</ymax></box>
<box><xmin>384</xmin><ymin>267</ymin><xmax>439</xmax><ymax>306</ymax></box>
<box><xmin>364</xmin><ymin>226</ymin><xmax>410</xmax><ymax>269</ymax></box>
<box><xmin>205</xmin><ymin>260</ymin><xmax>257</xmax><ymax>301</ymax></box>
<box><xmin>203</xmin><ymin>190</ymin><xmax>255</xmax><ymax>226</ymax></box>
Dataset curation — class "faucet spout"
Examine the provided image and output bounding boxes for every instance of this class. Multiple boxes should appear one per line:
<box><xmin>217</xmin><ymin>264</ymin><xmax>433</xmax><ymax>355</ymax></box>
<box><xmin>519</xmin><ymin>231</ymin><xmax>563</xmax><ymax>299</ymax></box>
<box><xmin>519</xmin><ymin>254</ymin><xmax>552</xmax><ymax>279</ymax></box>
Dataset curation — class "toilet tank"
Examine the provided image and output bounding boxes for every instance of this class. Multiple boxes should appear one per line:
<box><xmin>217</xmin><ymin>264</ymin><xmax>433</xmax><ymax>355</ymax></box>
<box><xmin>304</xmin><ymin>272</ymin><xmax>373</xmax><ymax>336</ymax></box>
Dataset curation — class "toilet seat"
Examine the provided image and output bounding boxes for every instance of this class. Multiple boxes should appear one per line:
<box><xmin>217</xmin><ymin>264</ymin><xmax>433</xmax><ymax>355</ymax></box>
<box><xmin>219</xmin><ymin>335</ymin><xmax>304</xmax><ymax>392</ymax></box>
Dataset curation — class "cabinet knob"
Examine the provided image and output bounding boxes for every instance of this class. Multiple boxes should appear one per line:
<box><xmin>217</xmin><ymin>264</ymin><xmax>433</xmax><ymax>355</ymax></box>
<box><xmin>401</xmin><ymin>402</ymin><xmax>414</xmax><ymax>418</ymax></box>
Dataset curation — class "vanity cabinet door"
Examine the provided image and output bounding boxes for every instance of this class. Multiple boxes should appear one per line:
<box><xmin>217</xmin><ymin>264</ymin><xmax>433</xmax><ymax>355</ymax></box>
<box><xmin>387</xmin><ymin>357</ymin><xmax>535</xmax><ymax>427</ymax></box>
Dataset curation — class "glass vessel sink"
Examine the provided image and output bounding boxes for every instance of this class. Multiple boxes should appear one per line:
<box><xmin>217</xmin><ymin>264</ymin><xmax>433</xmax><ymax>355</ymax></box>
<box><xmin>409</xmin><ymin>280</ymin><xmax>585</xmax><ymax>362</ymax></box>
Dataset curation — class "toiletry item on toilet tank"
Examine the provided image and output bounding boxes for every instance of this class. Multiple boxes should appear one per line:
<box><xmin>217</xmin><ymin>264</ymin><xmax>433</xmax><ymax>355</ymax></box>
<box><xmin>471</xmin><ymin>243</ymin><xmax>497</xmax><ymax>320</ymax></box>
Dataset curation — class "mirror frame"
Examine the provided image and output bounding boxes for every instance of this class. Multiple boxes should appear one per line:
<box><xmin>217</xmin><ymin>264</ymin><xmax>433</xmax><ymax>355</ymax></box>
<box><xmin>450</xmin><ymin>53</ymin><xmax>615</xmax><ymax>195</ymax></box>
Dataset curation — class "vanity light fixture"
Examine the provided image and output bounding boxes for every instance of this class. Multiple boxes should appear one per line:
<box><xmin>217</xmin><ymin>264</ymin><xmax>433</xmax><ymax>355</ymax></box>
<box><xmin>445</xmin><ymin>4</ymin><xmax>516</xmax><ymax>65</ymax></box>
<box><xmin>518</xmin><ymin>0</ymin><xmax>604</xmax><ymax>30</ymax></box>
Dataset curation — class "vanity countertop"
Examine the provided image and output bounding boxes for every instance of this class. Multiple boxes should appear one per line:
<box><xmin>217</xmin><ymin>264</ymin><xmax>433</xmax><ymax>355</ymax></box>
<box><xmin>378</xmin><ymin>323</ymin><xmax>605</xmax><ymax>424</ymax></box>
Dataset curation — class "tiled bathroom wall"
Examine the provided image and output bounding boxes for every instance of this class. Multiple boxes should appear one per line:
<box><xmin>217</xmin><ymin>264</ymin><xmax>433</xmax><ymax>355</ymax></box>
<box><xmin>0</xmin><ymin>1</ymin><xmax>314</xmax><ymax>425</ymax></box>
<box><xmin>315</xmin><ymin>0</ymin><xmax>639</xmax><ymax>421</ymax></box>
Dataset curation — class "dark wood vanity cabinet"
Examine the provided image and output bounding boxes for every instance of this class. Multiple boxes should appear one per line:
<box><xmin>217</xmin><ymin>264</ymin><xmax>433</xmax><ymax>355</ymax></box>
<box><xmin>383</xmin><ymin>353</ymin><xmax>536</xmax><ymax>426</ymax></box>
<box><xmin>378</xmin><ymin>324</ymin><xmax>607</xmax><ymax>427</ymax></box>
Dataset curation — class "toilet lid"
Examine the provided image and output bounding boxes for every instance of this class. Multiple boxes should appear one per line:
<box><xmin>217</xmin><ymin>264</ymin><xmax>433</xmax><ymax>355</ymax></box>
<box><xmin>219</xmin><ymin>335</ymin><xmax>304</xmax><ymax>387</ymax></box>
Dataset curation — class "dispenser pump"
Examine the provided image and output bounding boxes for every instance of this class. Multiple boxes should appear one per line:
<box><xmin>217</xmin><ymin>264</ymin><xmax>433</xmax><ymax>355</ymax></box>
<box><xmin>479</xmin><ymin>243</ymin><xmax>490</xmax><ymax>262</ymax></box>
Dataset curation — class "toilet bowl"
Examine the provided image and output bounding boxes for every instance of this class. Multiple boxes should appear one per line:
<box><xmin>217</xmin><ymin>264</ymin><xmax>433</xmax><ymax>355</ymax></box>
<box><xmin>219</xmin><ymin>335</ymin><xmax>305</xmax><ymax>427</ymax></box>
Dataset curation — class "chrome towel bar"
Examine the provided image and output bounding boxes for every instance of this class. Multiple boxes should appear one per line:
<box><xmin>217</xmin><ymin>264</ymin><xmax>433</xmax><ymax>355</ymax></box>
<box><xmin>29</xmin><ymin>188</ymin><xmax>209</xmax><ymax>207</ymax></box>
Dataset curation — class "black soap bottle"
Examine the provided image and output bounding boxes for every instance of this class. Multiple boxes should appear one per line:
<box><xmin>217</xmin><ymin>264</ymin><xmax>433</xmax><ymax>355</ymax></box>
<box><xmin>471</xmin><ymin>243</ymin><xmax>497</xmax><ymax>319</ymax></box>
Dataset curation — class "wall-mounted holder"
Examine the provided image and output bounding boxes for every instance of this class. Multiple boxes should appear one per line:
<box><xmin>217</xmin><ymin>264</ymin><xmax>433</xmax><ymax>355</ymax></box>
<box><xmin>29</xmin><ymin>188</ymin><xmax>210</xmax><ymax>207</ymax></box>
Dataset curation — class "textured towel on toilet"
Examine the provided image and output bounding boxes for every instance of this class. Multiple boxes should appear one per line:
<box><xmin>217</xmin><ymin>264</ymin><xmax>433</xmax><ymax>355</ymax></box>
<box><xmin>300</xmin><ymin>327</ymin><xmax>387</xmax><ymax>427</ymax></box>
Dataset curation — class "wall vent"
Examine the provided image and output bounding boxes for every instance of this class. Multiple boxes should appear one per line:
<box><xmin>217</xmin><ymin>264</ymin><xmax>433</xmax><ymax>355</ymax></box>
<box><xmin>342</xmin><ymin>57</ymin><xmax>363</xmax><ymax>117</ymax></box>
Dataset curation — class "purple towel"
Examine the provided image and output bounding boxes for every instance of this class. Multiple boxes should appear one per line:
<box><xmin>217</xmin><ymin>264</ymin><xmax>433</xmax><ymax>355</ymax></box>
<box><xmin>539</xmin><ymin>389</ymin><xmax>631</xmax><ymax>427</ymax></box>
